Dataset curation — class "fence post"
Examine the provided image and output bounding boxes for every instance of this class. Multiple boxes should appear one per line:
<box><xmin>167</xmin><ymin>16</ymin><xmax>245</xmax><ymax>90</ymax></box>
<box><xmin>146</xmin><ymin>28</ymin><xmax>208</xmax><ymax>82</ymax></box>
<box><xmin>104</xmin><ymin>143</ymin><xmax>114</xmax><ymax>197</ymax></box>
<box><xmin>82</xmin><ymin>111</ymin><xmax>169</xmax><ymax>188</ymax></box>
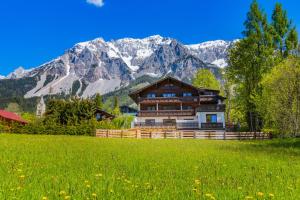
<box><xmin>223</xmin><ymin>131</ymin><xmax>226</xmax><ymax>140</ymax></box>
<box><xmin>121</xmin><ymin>130</ymin><xmax>123</xmax><ymax>138</ymax></box>
<box><xmin>106</xmin><ymin>130</ymin><xmax>109</xmax><ymax>138</ymax></box>
<box><xmin>136</xmin><ymin>129</ymin><xmax>141</xmax><ymax>139</ymax></box>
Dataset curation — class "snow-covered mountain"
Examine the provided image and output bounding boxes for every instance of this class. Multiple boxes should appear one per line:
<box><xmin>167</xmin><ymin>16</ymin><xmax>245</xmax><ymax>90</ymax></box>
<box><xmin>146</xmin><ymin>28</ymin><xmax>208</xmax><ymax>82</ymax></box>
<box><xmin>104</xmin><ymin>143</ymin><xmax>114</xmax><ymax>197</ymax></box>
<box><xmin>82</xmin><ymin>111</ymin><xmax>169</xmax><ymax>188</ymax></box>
<box><xmin>2</xmin><ymin>35</ymin><xmax>234</xmax><ymax>98</ymax></box>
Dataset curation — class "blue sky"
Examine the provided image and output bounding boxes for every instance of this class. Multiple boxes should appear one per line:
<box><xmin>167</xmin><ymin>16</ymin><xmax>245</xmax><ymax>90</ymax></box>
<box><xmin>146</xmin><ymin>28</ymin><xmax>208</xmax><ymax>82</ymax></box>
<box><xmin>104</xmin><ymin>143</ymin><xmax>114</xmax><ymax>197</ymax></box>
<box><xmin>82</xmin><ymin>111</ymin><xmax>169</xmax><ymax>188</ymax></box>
<box><xmin>0</xmin><ymin>0</ymin><xmax>299</xmax><ymax>75</ymax></box>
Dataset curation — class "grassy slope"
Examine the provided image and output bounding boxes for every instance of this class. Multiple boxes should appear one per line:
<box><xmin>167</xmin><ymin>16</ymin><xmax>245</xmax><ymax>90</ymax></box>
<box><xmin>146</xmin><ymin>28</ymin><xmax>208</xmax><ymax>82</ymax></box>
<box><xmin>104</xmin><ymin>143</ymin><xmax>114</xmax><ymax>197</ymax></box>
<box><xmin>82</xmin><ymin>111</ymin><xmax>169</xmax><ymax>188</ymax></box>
<box><xmin>0</xmin><ymin>135</ymin><xmax>299</xmax><ymax>200</ymax></box>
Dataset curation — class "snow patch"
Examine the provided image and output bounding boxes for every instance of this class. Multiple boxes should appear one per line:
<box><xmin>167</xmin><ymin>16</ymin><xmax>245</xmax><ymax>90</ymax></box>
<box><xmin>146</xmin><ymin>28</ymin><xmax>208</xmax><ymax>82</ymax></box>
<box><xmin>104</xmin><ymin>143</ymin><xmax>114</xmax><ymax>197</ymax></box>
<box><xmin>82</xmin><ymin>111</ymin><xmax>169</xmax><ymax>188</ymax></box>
<box><xmin>212</xmin><ymin>59</ymin><xmax>227</xmax><ymax>68</ymax></box>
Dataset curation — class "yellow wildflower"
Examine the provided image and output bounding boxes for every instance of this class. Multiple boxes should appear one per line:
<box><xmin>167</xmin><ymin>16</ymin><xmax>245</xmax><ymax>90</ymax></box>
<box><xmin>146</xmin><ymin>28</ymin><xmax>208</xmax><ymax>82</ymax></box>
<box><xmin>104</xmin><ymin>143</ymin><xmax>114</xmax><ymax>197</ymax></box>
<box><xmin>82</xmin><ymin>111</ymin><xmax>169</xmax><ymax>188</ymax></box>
<box><xmin>257</xmin><ymin>192</ymin><xmax>264</xmax><ymax>197</ymax></box>
<box><xmin>19</xmin><ymin>175</ymin><xmax>25</xmax><ymax>179</ymax></box>
<box><xmin>245</xmin><ymin>196</ymin><xmax>253</xmax><ymax>200</ymax></box>
<box><xmin>269</xmin><ymin>193</ymin><xmax>275</xmax><ymax>198</ymax></box>
<box><xmin>64</xmin><ymin>196</ymin><xmax>71</xmax><ymax>200</ymax></box>
<box><xmin>59</xmin><ymin>190</ymin><xmax>67</xmax><ymax>196</ymax></box>
<box><xmin>92</xmin><ymin>193</ymin><xmax>97</xmax><ymax>198</ymax></box>
<box><xmin>86</xmin><ymin>184</ymin><xmax>91</xmax><ymax>188</ymax></box>
<box><xmin>194</xmin><ymin>179</ymin><xmax>201</xmax><ymax>185</ymax></box>
<box><xmin>205</xmin><ymin>193</ymin><xmax>212</xmax><ymax>197</ymax></box>
<box><xmin>42</xmin><ymin>197</ymin><xmax>48</xmax><ymax>200</ymax></box>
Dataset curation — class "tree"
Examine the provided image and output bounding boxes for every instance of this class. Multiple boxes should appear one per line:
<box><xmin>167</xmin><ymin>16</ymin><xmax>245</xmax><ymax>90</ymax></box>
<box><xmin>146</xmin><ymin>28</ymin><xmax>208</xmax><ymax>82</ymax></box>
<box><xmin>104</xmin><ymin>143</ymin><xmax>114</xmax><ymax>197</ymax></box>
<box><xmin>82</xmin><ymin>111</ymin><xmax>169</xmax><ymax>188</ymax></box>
<box><xmin>5</xmin><ymin>102</ymin><xmax>23</xmax><ymax>114</ymax></box>
<box><xmin>112</xmin><ymin>96</ymin><xmax>121</xmax><ymax>116</ymax></box>
<box><xmin>255</xmin><ymin>57</ymin><xmax>300</xmax><ymax>136</ymax></box>
<box><xmin>227</xmin><ymin>0</ymin><xmax>274</xmax><ymax>131</ymax></box>
<box><xmin>271</xmin><ymin>3</ymin><xmax>298</xmax><ymax>57</ymax></box>
<box><xmin>94</xmin><ymin>93</ymin><xmax>103</xmax><ymax>109</ymax></box>
<box><xmin>192</xmin><ymin>69</ymin><xmax>220</xmax><ymax>90</ymax></box>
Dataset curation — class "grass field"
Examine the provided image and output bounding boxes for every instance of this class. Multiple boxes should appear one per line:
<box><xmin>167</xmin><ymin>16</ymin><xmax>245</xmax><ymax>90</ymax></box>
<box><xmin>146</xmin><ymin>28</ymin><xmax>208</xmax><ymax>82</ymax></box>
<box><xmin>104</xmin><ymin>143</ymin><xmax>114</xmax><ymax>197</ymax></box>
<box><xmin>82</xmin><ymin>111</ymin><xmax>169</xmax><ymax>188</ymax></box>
<box><xmin>0</xmin><ymin>134</ymin><xmax>299</xmax><ymax>200</ymax></box>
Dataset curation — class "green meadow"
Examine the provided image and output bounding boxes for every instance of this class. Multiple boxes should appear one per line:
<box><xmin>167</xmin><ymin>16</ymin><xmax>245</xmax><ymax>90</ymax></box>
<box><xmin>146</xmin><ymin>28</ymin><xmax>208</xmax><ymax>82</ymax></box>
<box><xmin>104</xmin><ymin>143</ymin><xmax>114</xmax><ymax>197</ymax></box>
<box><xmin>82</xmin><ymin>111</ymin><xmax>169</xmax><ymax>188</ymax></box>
<box><xmin>0</xmin><ymin>134</ymin><xmax>299</xmax><ymax>200</ymax></box>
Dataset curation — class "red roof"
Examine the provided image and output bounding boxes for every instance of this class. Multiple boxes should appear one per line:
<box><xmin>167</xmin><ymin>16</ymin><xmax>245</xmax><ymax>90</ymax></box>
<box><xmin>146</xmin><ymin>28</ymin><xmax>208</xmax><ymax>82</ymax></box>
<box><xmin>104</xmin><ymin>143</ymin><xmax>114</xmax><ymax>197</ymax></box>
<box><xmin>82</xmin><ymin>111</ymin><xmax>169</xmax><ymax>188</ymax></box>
<box><xmin>0</xmin><ymin>110</ymin><xmax>27</xmax><ymax>124</ymax></box>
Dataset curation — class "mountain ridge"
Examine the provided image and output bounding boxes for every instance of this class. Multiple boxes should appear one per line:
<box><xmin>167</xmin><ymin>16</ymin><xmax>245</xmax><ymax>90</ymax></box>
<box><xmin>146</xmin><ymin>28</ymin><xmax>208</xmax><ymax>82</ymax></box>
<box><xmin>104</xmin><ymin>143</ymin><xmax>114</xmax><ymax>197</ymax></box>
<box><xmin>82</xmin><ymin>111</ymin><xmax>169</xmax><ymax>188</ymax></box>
<box><xmin>1</xmin><ymin>35</ymin><xmax>235</xmax><ymax>99</ymax></box>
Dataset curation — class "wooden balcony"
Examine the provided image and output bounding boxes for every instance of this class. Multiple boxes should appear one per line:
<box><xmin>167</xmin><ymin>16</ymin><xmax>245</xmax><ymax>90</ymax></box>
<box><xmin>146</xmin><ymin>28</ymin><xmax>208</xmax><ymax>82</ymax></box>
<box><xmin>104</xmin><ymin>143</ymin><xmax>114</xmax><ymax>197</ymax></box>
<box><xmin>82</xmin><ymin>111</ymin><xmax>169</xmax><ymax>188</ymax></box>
<box><xmin>138</xmin><ymin>96</ymin><xmax>199</xmax><ymax>104</ymax></box>
<box><xmin>138</xmin><ymin>110</ymin><xmax>194</xmax><ymax>117</ymax></box>
<box><xmin>197</xmin><ymin>104</ymin><xmax>226</xmax><ymax>112</ymax></box>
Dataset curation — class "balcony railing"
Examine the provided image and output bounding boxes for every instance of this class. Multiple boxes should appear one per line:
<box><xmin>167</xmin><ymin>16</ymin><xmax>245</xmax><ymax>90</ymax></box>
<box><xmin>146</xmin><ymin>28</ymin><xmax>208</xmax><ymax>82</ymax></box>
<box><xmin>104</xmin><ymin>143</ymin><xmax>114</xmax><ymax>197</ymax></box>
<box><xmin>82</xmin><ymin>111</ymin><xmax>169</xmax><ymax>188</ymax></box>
<box><xmin>134</xmin><ymin>122</ymin><xmax>199</xmax><ymax>129</ymax></box>
<box><xmin>138</xmin><ymin>110</ymin><xmax>194</xmax><ymax>117</ymax></box>
<box><xmin>138</xmin><ymin>96</ymin><xmax>199</xmax><ymax>104</ymax></box>
<box><xmin>197</xmin><ymin>104</ymin><xmax>226</xmax><ymax>112</ymax></box>
<box><xmin>201</xmin><ymin>123</ymin><xmax>224</xmax><ymax>130</ymax></box>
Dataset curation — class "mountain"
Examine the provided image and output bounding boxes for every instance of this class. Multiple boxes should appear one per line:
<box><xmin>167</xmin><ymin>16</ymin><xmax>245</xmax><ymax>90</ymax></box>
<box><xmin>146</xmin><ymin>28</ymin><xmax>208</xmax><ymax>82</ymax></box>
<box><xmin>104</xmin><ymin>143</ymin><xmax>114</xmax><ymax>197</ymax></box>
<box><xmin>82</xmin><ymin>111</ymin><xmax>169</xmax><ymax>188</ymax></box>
<box><xmin>1</xmin><ymin>35</ymin><xmax>234</xmax><ymax>99</ymax></box>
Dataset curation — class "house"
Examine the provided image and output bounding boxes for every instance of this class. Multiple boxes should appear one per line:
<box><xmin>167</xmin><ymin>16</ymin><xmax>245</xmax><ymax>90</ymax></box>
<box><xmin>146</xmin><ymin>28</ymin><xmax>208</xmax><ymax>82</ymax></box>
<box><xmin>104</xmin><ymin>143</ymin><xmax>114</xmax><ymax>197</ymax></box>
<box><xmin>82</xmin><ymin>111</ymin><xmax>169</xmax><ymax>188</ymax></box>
<box><xmin>0</xmin><ymin>110</ymin><xmax>28</xmax><ymax>125</ymax></box>
<box><xmin>95</xmin><ymin>109</ymin><xmax>115</xmax><ymax>121</ymax></box>
<box><xmin>129</xmin><ymin>76</ymin><xmax>225</xmax><ymax>130</ymax></box>
<box><xmin>120</xmin><ymin>105</ymin><xmax>138</xmax><ymax>116</ymax></box>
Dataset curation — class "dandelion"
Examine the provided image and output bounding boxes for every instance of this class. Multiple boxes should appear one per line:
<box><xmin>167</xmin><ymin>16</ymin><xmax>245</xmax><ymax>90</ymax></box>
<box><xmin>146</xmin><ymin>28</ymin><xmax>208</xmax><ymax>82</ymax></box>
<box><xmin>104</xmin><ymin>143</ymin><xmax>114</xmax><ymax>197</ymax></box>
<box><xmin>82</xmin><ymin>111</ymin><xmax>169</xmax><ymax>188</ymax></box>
<box><xmin>42</xmin><ymin>197</ymin><xmax>48</xmax><ymax>200</ymax></box>
<box><xmin>64</xmin><ymin>196</ymin><xmax>71</xmax><ymax>200</ymax></box>
<box><xmin>19</xmin><ymin>175</ymin><xmax>25</xmax><ymax>179</ymax></box>
<box><xmin>95</xmin><ymin>173</ymin><xmax>103</xmax><ymax>178</ymax></box>
<box><xmin>245</xmin><ymin>196</ymin><xmax>254</xmax><ymax>200</ymax></box>
<box><xmin>194</xmin><ymin>179</ymin><xmax>201</xmax><ymax>185</ymax></box>
<box><xmin>92</xmin><ymin>193</ymin><xmax>97</xmax><ymax>198</ymax></box>
<box><xmin>84</xmin><ymin>180</ymin><xmax>89</xmax><ymax>184</ymax></box>
<box><xmin>17</xmin><ymin>169</ymin><xmax>23</xmax><ymax>173</ymax></box>
<box><xmin>269</xmin><ymin>193</ymin><xmax>275</xmax><ymax>198</ymax></box>
<box><xmin>59</xmin><ymin>190</ymin><xmax>67</xmax><ymax>196</ymax></box>
<box><xmin>257</xmin><ymin>192</ymin><xmax>264</xmax><ymax>197</ymax></box>
<box><xmin>205</xmin><ymin>193</ymin><xmax>212</xmax><ymax>197</ymax></box>
<box><xmin>86</xmin><ymin>184</ymin><xmax>91</xmax><ymax>188</ymax></box>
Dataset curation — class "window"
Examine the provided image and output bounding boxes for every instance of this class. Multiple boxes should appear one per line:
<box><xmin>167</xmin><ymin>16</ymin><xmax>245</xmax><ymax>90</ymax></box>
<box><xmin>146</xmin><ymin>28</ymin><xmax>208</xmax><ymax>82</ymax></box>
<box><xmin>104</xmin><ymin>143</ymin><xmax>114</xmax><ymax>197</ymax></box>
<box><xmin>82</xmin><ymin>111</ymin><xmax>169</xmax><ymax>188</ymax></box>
<box><xmin>147</xmin><ymin>106</ymin><xmax>156</xmax><ymax>111</ymax></box>
<box><xmin>163</xmin><ymin>119</ymin><xmax>176</xmax><ymax>126</ymax></box>
<box><xmin>182</xmin><ymin>105</ymin><xmax>193</xmax><ymax>110</ymax></box>
<box><xmin>145</xmin><ymin>119</ymin><xmax>155</xmax><ymax>126</ymax></box>
<box><xmin>183</xmin><ymin>92</ymin><xmax>192</xmax><ymax>97</ymax></box>
<box><xmin>147</xmin><ymin>93</ymin><xmax>156</xmax><ymax>98</ymax></box>
<box><xmin>206</xmin><ymin>114</ymin><xmax>217</xmax><ymax>123</ymax></box>
<box><xmin>162</xmin><ymin>93</ymin><xmax>176</xmax><ymax>97</ymax></box>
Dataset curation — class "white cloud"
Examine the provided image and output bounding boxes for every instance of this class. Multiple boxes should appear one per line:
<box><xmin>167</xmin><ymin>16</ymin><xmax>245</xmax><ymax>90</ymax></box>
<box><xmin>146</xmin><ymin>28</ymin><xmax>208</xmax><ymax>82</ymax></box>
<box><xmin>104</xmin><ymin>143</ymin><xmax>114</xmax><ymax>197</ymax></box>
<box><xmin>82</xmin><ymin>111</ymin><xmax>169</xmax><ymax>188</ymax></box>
<box><xmin>86</xmin><ymin>0</ymin><xmax>104</xmax><ymax>7</ymax></box>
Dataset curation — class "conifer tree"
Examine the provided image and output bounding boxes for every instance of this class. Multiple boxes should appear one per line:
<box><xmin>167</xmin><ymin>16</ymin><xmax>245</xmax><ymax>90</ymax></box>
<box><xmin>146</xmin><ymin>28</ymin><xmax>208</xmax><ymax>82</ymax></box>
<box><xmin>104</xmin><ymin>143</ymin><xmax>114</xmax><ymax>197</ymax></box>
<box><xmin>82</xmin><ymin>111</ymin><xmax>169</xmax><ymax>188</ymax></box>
<box><xmin>271</xmin><ymin>3</ymin><xmax>298</xmax><ymax>57</ymax></box>
<box><xmin>94</xmin><ymin>93</ymin><xmax>103</xmax><ymax>109</ymax></box>
<box><xmin>112</xmin><ymin>96</ymin><xmax>120</xmax><ymax>116</ymax></box>
<box><xmin>227</xmin><ymin>0</ymin><xmax>274</xmax><ymax>131</ymax></box>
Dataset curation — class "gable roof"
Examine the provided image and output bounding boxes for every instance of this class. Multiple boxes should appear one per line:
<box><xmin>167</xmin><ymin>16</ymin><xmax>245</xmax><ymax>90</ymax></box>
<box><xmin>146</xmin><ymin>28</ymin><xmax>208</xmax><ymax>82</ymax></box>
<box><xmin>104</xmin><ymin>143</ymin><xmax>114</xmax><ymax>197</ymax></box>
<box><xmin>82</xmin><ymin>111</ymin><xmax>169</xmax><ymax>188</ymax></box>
<box><xmin>129</xmin><ymin>76</ymin><xmax>221</xmax><ymax>101</ymax></box>
<box><xmin>130</xmin><ymin>76</ymin><xmax>197</xmax><ymax>95</ymax></box>
<box><xmin>0</xmin><ymin>110</ymin><xmax>28</xmax><ymax>124</ymax></box>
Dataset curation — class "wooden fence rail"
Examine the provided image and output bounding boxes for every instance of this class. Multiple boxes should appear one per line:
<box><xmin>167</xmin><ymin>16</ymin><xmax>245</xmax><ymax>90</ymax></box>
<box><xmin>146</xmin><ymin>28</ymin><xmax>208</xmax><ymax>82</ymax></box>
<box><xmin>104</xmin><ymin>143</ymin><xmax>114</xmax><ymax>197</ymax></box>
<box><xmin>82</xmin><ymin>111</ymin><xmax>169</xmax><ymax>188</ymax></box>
<box><xmin>96</xmin><ymin>129</ymin><xmax>271</xmax><ymax>140</ymax></box>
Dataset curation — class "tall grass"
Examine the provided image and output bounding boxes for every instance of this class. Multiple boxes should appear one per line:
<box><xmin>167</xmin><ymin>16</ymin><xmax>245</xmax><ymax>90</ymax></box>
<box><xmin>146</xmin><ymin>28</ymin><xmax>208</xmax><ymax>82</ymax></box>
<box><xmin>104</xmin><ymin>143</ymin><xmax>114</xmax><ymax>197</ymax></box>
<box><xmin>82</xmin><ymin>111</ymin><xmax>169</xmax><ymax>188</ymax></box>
<box><xmin>0</xmin><ymin>134</ymin><xmax>299</xmax><ymax>199</ymax></box>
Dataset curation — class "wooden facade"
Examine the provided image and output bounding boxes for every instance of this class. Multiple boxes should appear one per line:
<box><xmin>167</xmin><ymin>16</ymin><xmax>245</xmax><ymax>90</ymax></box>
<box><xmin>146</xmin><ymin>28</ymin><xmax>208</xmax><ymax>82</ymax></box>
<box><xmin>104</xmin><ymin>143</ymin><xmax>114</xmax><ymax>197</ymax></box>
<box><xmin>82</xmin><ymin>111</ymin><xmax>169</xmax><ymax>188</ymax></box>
<box><xmin>129</xmin><ymin>76</ymin><xmax>226</xmax><ymax>130</ymax></box>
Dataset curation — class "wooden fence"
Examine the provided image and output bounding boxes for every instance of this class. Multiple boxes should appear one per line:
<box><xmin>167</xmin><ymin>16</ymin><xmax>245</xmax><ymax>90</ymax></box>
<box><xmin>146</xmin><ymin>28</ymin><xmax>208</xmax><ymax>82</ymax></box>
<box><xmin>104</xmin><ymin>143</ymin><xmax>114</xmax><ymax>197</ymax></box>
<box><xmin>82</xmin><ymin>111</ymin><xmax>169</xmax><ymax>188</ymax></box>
<box><xmin>96</xmin><ymin>129</ymin><xmax>270</xmax><ymax>140</ymax></box>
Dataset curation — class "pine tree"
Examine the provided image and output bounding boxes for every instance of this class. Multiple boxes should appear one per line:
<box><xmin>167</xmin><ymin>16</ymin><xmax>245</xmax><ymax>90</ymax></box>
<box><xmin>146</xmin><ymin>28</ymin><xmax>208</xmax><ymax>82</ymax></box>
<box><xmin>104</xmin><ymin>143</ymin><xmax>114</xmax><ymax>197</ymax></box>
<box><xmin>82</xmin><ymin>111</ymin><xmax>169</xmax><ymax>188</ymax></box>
<box><xmin>112</xmin><ymin>96</ymin><xmax>120</xmax><ymax>116</ymax></box>
<box><xmin>227</xmin><ymin>0</ymin><xmax>274</xmax><ymax>131</ymax></box>
<box><xmin>94</xmin><ymin>93</ymin><xmax>103</xmax><ymax>109</ymax></box>
<box><xmin>271</xmin><ymin>3</ymin><xmax>298</xmax><ymax>57</ymax></box>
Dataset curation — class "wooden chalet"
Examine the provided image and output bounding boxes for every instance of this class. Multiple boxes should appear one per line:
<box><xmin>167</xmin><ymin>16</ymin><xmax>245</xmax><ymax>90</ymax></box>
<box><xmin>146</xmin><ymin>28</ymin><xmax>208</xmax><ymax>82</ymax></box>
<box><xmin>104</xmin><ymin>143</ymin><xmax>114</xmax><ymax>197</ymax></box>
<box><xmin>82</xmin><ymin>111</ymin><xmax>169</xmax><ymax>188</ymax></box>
<box><xmin>95</xmin><ymin>109</ymin><xmax>115</xmax><ymax>121</ymax></box>
<box><xmin>0</xmin><ymin>110</ymin><xmax>28</xmax><ymax>126</ymax></box>
<box><xmin>129</xmin><ymin>76</ymin><xmax>225</xmax><ymax>130</ymax></box>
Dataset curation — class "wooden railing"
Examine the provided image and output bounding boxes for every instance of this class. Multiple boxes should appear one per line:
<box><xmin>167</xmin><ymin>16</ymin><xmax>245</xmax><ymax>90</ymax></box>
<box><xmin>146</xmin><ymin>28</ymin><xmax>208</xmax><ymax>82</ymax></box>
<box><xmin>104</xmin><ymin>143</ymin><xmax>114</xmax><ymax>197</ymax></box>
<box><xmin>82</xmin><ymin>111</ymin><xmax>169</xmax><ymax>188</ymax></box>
<box><xmin>197</xmin><ymin>104</ymin><xmax>226</xmax><ymax>112</ymax></box>
<box><xmin>96</xmin><ymin>129</ymin><xmax>271</xmax><ymax>140</ymax></box>
<box><xmin>138</xmin><ymin>110</ymin><xmax>194</xmax><ymax>117</ymax></box>
<box><xmin>201</xmin><ymin>123</ymin><xmax>224</xmax><ymax>130</ymax></box>
<box><xmin>138</xmin><ymin>96</ymin><xmax>199</xmax><ymax>104</ymax></box>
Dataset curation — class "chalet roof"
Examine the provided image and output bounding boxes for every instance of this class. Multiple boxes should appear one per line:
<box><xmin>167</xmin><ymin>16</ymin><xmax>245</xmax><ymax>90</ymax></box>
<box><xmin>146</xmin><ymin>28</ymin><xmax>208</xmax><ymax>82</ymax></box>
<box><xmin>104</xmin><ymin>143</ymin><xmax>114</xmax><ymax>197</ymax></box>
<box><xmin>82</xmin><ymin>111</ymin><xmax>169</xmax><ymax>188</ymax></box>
<box><xmin>0</xmin><ymin>110</ymin><xmax>28</xmax><ymax>124</ymax></box>
<box><xmin>129</xmin><ymin>76</ymin><xmax>199</xmax><ymax>96</ymax></box>
<box><xmin>129</xmin><ymin>76</ymin><xmax>220</xmax><ymax>97</ymax></box>
<box><xmin>95</xmin><ymin>109</ymin><xmax>115</xmax><ymax>119</ymax></box>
